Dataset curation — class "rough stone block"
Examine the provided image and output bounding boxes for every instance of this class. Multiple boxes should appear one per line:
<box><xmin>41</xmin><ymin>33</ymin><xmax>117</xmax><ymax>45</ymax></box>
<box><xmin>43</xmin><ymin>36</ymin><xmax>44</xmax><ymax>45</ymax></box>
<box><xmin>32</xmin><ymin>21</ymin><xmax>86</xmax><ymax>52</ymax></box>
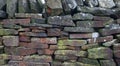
<box><xmin>100</xmin><ymin>59</ymin><xmax>116</xmax><ymax>66</ymax></box>
<box><xmin>47</xmin><ymin>28</ymin><xmax>61</xmax><ymax>36</ymax></box>
<box><xmin>31</xmin><ymin>37</ymin><xmax>57</xmax><ymax>44</ymax></box>
<box><xmin>58</xmin><ymin>40</ymin><xmax>87</xmax><ymax>46</ymax></box>
<box><xmin>48</xmin><ymin>15</ymin><xmax>75</xmax><ymax>26</ymax></box>
<box><xmin>3</xmin><ymin>36</ymin><xmax>19</xmax><ymax>47</ymax></box>
<box><xmin>88</xmin><ymin>47</ymin><xmax>113</xmax><ymax>59</ymax></box>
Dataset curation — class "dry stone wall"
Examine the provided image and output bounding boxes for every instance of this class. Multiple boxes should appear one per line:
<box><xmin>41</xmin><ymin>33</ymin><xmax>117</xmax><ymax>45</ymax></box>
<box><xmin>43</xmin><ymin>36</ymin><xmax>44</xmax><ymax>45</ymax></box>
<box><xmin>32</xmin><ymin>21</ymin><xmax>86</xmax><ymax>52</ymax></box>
<box><xmin>0</xmin><ymin>0</ymin><xmax>120</xmax><ymax>66</ymax></box>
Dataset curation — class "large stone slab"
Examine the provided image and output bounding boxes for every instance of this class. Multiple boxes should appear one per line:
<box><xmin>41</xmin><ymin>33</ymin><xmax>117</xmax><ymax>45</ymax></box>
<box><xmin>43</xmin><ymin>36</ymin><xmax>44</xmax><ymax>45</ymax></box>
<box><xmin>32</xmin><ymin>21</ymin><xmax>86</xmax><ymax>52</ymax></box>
<box><xmin>48</xmin><ymin>15</ymin><xmax>75</xmax><ymax>26</ymax></box>
<box><xmin>88</xmin><ymin>47</ymin><xmax>113</xmax><ymax>59</ymax></box>
<box><xmin>6</xmin><ymin>0</ymin><xmax>17</xmax><ymax>17</ymax></box>
<box><xmin>98</xmin><ymin>0</ymin><xmax>115</xmax><ymax>8</ymax></box>
<box><xmin>64</xmin><ymin>27</ymin><xmax>94</xmax><ymax>32</ymax></box>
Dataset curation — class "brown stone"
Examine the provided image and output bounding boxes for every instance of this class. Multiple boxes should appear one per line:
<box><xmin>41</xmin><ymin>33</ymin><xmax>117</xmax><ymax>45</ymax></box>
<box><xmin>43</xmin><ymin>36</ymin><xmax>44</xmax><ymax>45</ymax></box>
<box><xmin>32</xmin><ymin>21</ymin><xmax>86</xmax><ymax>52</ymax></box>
<box><xmin>113</xmin><ymin>43</ymin><xmax>120</xmax><ymax>50</ymax></box>
<box><xmin>114</xmin><ymin>50</ymin><xmax>120</xmax><ymax>58</ymax></box>
<box><xmin>19</xmin><ymin>36</ymin><xmax>30</xmax><ymax>42</ymax></box>
<box><xmin>47</xmin><ymin>28</ymin><xmax>61</xmax><ymax>36</ymax></box>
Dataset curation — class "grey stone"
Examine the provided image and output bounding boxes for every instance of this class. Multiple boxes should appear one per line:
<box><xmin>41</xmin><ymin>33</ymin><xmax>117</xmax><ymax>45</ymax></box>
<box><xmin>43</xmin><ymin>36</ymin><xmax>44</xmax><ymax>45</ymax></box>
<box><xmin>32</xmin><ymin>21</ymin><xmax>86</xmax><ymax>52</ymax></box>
<box><xmin>0</xmin><ymin>10</ymin><xmax>7</xmax><ymax>19</ymax></box>
<box><xmin>7</xmin><ymin>0</ymin><xmax>17</xmax><ymax>17</ymax></box>
<box><xmin>29</xmin><ymin>0</ymin><xmax>39</xmax><ymax>13</ymax></box>
<box><xmin>77</xmin><ymin>6</ymin><xmax>114</xmax><ymax>16</ymax></box>
<box><xmin>85</xmin><ymin>0</ymin><xmax>98</xmax><ymax>7</ymax></box>
<box><xmin>88</xmin><ymin>47</ymin><xmax>113</xmax><ymax>59</ymax></box>
<box><xmin>18</xmin><ymin>0</ymin><xmax>29</xmax><ymax>13</ymax></box>
<box><xmin>78</xmin><ymin>58</ymin><xmax>100</xmax><ymax>66</ymax></box>
<box><xmin>103</xmin><ymin>39</ymin><xmax>117</xmax><ymax>47</ymax></box>
<box><xmin>0</xmin><ymin>0</ymin><xmax>6</xmax><ymax>9</ymax></box>
<box><xmin>75</xmin><ymin>0</ymin><xmax>84</xmax><ymax>6</ymax></box>
<box><xmin>64</xmin><ymin>27</ymin><xmax>94</xmax><ymax>32</ymax></box>
<box><xmin>61</xmin><ymin>0</ymin><xmax>77</xmax><ymax>13</ymax></box>
<box><xmin>98</xmin><ymin>0</ymin><xmax>115</xmax><ymax>8</ymax></box>
<box><xmin>46</xmin><ymin>0</ymin><xmax>63</xmax><ymax>16</ymax></box>
<box><xmin>114</xmin><ymin>0</ymin><xmax>120</xmax><ymax>7</ymax></box>
<box><xmin>48</xmin><ymin>15</ymin><xmax>75</xmax><ymax>26</ymax></box>
<box><xmin>100</xmin><ymin>59</ymin><xmax>116</xmax><ymax>66</ymax></box>
<box><xmin>73</xmin><ymin>13</ymin><xmax>93</xmax><ymax>20</ymax></box>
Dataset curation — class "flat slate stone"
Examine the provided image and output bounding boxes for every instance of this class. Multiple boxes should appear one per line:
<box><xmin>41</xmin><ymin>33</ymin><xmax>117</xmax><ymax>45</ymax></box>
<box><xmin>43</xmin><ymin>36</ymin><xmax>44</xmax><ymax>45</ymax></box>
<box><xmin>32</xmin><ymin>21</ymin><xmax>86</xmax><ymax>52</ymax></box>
<box><xmin>48</xmin><ymin>15</ymin><xmax>75</xmax><ymax>26</ymax></box>
<box><xmin>98</xmin><ymin>0</ymin><xmax>115</xmax><ymax>8</ymax></box>
<box><xmin>73</xmin><ymin>13</ymin><xmax>93</xmax><ymax>20</ymax></box>
<box><xmin>64</xmin><ymin>27</ymin><xmax>94</xmax><ymax>32</ymax></box>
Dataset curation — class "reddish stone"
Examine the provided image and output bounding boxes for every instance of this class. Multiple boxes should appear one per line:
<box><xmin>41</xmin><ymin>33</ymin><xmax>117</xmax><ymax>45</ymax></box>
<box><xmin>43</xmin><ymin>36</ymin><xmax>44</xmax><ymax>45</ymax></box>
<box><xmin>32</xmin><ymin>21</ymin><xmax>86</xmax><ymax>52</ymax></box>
<box><xmin>93</xmin><ymin>16</ymin><xmax>112</xmax><ymax>21</ymax></box>
<box><xmin>19</xmin><ymin>36</ymin><xmax>30</xmax><ymax>42</ymax></box>
<box><xmin>15</xmin><ymin>47</ymin><xmax>37</xmax><ymax>56</ymax></box>
<box><xmin>88</xmin><ymin>36</ymin><xmax>113</xmax><ymax>43</ymax></box>
<box><xmin>49</xmin><ymin>45</ymin><xmax>58</xmax><ymax>50</ymax></box>
<box><xmin>31</xmin><ymin>37</ymin><xmax>57</xmax><ymax>44</ymax></box>
<box><xmin>38</xmin><ymin>49</ymin><xmax>54</xmax><ymax>55</ymax></box>
<box><xmin>19</xmin><ymin>42</ymin><xmax>48</xmax><ymax>49</ymax></box>
<box><xmin>47</xmin><ymin>28</ymin><xmax>61</xmax><ymax>36</ymax></box>
<box><xmin>1</xmin><ymin>19</ymin><xmax>30</xmax><ymax>25</ymax></box>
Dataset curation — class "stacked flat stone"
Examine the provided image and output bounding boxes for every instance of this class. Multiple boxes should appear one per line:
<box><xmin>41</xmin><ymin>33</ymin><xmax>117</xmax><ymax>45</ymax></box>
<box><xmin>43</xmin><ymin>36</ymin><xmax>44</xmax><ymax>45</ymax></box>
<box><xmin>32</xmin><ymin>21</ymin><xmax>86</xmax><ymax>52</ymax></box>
<box><xmin>0</xmin><ymin>0</ymin><xmax>120</xmax><ymax>66</ymax></box>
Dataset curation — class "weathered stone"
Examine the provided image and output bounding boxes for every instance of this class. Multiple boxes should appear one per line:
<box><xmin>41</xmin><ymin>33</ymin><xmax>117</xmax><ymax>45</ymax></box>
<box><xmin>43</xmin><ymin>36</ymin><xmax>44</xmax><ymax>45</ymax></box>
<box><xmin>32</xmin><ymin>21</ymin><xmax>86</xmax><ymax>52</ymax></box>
<box><xmin>6</xmin><ymin>0</ymin><xmax>17</xmax><ymax>17</ymax></box>
<box><xmin>58</xmin><ymin>40</ymin><xmax>87</xmax><ymax>46</ymax></box>
<box><xmin>0</xmin><ymin>46</ymin><xmax>4</xmax><ymax>53</ymax></box>
<box><xmin>31</xmin><ymin>18</ymin><xmax>46</xmax><ymax>24</ymax></box>
<box><xmin>18</xmin><ymin>0</ymin><xmax>29</xmax><ymax>13</ymax></box>
<box><xmin>70</xmin><ymin>32</ymin><xmax>99</xmax><ymax>39</ymax></box>
<box><xmin>88</xmin><ymin>47</ymin><xmax>113</xmax><ymax>59</ymax></box>
<box><xmin>19</xmin><ymin>36</ymin><xmax>30</xmax><ymax>42</ymax></box>
<box><xmin>64</xmin><ymin>27</ymin><xmax>94</xmax><ymax>32</ymax></box>
<box><xmin>48</xmin><ymin>15</ymin><xmax>75</xmax><ymax>26</ymax></box>
<box><xmin>88</xmin><ymin>36</ymin><xmax>113</xmax><ymax>43</ymax></box>
<box><xmin>100</xmin><ymin>59</ymin><xmax>116</xmax><ymax>66</ymax></box>
<box><xmin>93</xmin><ymin>16</ymin><xmax>113</xmax><ymax>21</ymax></box>
<box><xmin>114</xmin><ymin>0</ymin><xmax>120</xmax><ymax>7</ymax></box>
<box><xmin>24</xmin><ymin>55</ymin><xmax>52</xmax><ymax>62</ymax></box>
<box><xmin>75</xmin><ymin>0</ymin><xmax>84</xmax><ymax>6</ymax></box>
<box><xmin>3</xmin><ymin>36</ymin><xmax>19</xmax><ymax>46</ymax></box>
<box><xmin>81</xmin><ymin>44</ymin><xmax>99</xmax><ymax>50</ymax></box>
<box><xmin>0</xmin><ymin>10</ymin><xmax>7</xmax><ymax>19</ymax></box>
<box><xmin>85</xmin><ymin>0</ymin><xmax>98</xmax><ymax>7</ymax></box>
<box><xmin>98</xmin><ymin>0</ymin><xmax>115</xmax><ymax>8</ymax></box>
<box><xmin>78</xmin><ymin>58</ymin><xmax>100</xmax><ymax>66</ymax></box>
<box><xmin>117</xmin><ymin>19</ymin><xmax>120</xmax><ymax>24</ymax></box>
<box><xmin>99</xmin><ymin>28</ymin><xmax>120</xmax><ymax>36</ymax></box>
<box><xmin>29</xmin><ymin>0</ymin><xmax>39</xmax><ymax>13</ymax></box>
<box><xmin>77</xmin><ymin>6</ymin><xmax>114</xmax><ymax>16</ymax></box>
<box><xmin>38</xmin><ymin>49</ymin><xmax>54</xmax><ymax>55</ymax></box>
<box><xmin>103</xmin><ymin>39</ymin><xmax>117</xmax><ymax>47</ymax></box>
<box><xmin>3</xmin><ymin>24</ymin><xmax>21</xmax><ymax>29</ymax></box>
<box><xmin>1</xmin><ymin>19</ymin><xmax>31</xmax><ymax>25</ymax></box>
<box><xmin>63</xmin><ymin>62</ymin><xmax>77</xmax><ymax>66</ymax></box>
<box><xmin>19</xmin><ymin>32</ymin><xmax>47</xmax><ymax>37</ymax></box>
<box><xmin>115</xmin><ymin>59</ymin><xmax>120</xmax><ymax>66</ymax></box>
<box><xmin>47</xmin><ymin>28</ymin><xmax>61</xmax><ymax>36</ymax></box>
<box><xmin>15</xmin><ymin>13</ymin><xmax>42</xmax><ymax>19</ymax></box>
<box><xmin>46</xmin><ymin>0</ymin><xmax>63</xmax><ymax>16</ymax></box>
<box><xmin>55</xmin><ymin>55</ymin><xmax>77</xmax><ymax>61</ymax></box>
<box><xmin>54</xmin><ymin>50</ymin><xmax>77</xmax><ymax>56</ymax></box>
<box><xmin>114</xmin><ymin>50</ymin><xmax>120</xmax><ymax>58</ymax></box>
<box><xmin>26</xmin><ymin>62</ymin><xmax>50</xmax><ymax>66</ymax></box>
<box><xmin>20</xmin><ymin>42</ymin><xmax>48</xmax><ymax>49</ymax></box>
<box><xmin>113</xmin><ymin>43</ymin><xmax>120</xmax><ymax>50</ymax></box>
<box><xmin>77</xmin><ymin>20</ymin><xmax>114</xmax><ymax>27</ymax></box>
<box><xmin>61</xmin><ymin>0</ymin><xmax>77</xmax><ymax>14</ymax></box>
<box><xmin>15</xmin><ymin>47</ymin><xmax>37</xmax><ymax>56</ymax></box>
<box><xmin>0</xmin><ymin>54</ymin><xmax>9</xmax><ymax>60</ymax></box>
<box><xmin>73</xmin><ymin>13</ymin><xmax>93</xmax><ymax>20</ymax></box>
<box><xmin>76</xmin><ymin>51</ymin><xmax>87</xmax><ymax>57</ymax></box>
<box><xmin>0</xmin><ymin>60</ymin><xmax>6</xmax><ymax>65</ymax></box>
<box><xmin>0</xmin><ymin>0</ymin><xmax>6</xmax><ymax>9</ymax></box>
<box><xmin>31</xmin><ymin>37</ymin><xmax>57</xmax><ymax>44</ymax></box>
<box><xmin>51</xmin><ymin>61</ymin><xmax>63</xmax><ymax>66</ymax></box>
<box><xmin>0</xmin><ymin>29</ymin><xmax>17</xmax><ymax>35</ymax></box>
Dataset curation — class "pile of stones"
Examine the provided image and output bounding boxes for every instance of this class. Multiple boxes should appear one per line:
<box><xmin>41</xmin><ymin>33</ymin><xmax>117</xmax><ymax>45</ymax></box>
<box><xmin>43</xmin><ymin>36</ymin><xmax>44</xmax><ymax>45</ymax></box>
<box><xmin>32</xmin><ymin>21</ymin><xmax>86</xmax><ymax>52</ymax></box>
<box><xmin>0</xmin><ymin>0</ymin><xmax>120</xmax><ymax>66</ymax></box>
